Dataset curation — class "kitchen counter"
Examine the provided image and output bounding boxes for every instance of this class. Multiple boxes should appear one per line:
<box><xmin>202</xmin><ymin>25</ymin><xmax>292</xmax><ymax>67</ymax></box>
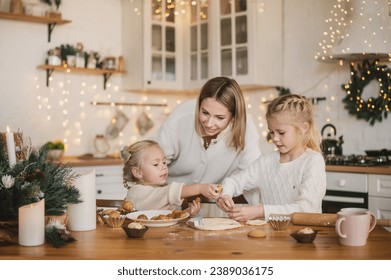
<box><xmin>326</xmin><ymin>165</ymin><xmax>391</xmax><ymax>175</ymax></box>
<box><xmin>57</xmin><ymin>156</ymin><xmax>391</xmax><ymax>175</ymax></box>
<box><xmin>59</xmin><ymin>156</ymin><xmax>122</xmax><ymax>167</ymax></box>
<box><xmin>1</xmin><ymin>220</ymin><xmax>390</xmax><ymax>260</ymax></box>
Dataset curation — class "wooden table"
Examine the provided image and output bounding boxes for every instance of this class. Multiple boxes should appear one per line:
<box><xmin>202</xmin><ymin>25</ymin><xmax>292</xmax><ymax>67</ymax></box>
<box><xmin>1</xmin><ymin>220</ymin><xmax>391</xmax><ymax>260</ymax></box>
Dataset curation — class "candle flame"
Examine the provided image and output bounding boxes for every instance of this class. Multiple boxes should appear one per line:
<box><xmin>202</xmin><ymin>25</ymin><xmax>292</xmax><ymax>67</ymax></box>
<box><xmin>6</xmin><ymin>126</ymin><xmax>10</xmax><ymax>133</ymax></box>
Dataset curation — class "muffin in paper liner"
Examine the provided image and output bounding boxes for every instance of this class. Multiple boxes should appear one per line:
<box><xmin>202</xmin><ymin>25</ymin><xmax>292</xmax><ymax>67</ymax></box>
<box><xmin>268</xmin><ymin>215</ymin><xmax>291</xmax><ymax>230</ymax></box>
<box><xmin>104</xmin><ymin>215</ymin><xmax>126</xmax><ymax>228</ymax></box>
<box><xmin>122</xmin><ymin>223</ymin><xmax>148</xmax><ymax>238</ymax></box>
<box><xmin>290</xmin><ymin>228</ymin><xmax>318</xmax><ymax>243</ymax></box>
<box><xmin>97</xmin><ymin>208</ymin><xmax>118</xmax><ymax>224</ymax></box>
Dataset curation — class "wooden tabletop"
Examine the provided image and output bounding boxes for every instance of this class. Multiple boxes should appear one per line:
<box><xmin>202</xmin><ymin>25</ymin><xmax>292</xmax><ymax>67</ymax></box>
<box><xmin>1</xmin><ymin>219</ymin><xmax>390</xmax><ymax>260</ymax></box>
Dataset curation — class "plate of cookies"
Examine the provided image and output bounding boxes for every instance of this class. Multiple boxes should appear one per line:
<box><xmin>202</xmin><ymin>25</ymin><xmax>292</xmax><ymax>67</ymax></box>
<box><xmin>126</xmin><ymin>209</ymin><xmax>190</xmax><ymax>227</ymax></box>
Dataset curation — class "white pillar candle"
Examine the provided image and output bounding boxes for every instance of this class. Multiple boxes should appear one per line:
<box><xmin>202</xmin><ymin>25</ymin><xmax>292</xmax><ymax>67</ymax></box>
<box><xmin>18</xmin><ymin>199</ymin><xmax>45</xmax><ymax>246</ymax></box>
<box><xmin>67</xmin><ymin>169</ymin><xmax>96</xmax><ymax>231</ymax></box>
<box><xmin>5</xmin><ymin>126</ymin><xmax>17</xmax><ymax>167</ymax></box>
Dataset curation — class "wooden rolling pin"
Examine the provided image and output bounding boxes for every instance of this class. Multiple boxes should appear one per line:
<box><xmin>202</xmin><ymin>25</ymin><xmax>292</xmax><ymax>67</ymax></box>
<box><xmin>289</xmin><ymin>212</ymin><xmax>391</xmax><ymax>227</ymax></box>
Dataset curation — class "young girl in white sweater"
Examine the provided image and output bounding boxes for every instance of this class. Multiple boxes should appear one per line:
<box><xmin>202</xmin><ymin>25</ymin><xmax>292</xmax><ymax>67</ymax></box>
<box><xmin>122</xmin><ymin>140</ymin><xmax>220</xmax><ymax>215</ymax></box>
<box><xmin>217</xmin><ymin>94</ymin><xmax>326</xmax><ymax>220</ymax></box>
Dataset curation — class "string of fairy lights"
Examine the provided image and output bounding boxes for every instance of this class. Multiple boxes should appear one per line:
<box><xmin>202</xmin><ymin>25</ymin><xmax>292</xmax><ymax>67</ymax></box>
<box><xmin>315</xmin><ymin>0</ymin><xmax>391</xmax><ymax>61</ymax></box>
<box><xmin>33</xmin><ymin>70</ymin><xmax>277</xmax><ymax>154</ymax></box>
<box><xmin>33</xmin><ymin>0</ymin><xmax>391</xmax><ymax>156</ymax></box>
<box><xmin>314</xmin><ymin>0</ymin><xmax>391</xmax><ymax>126</ymax></box>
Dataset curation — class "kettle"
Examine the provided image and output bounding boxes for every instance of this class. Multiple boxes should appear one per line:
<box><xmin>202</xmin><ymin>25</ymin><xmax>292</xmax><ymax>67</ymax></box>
<box><xmin>321</xmin><ymin>124</ymin><xmax>344</xmax><ymax>156</ymax></box>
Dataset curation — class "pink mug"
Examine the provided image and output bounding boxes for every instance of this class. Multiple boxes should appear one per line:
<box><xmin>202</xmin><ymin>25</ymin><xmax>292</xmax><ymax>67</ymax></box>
<box><xmin>335</xmin><ymin>211</ymin><xmax>376</xmax><ymax>246</ymax></box>
<box><xmin>339</xmin><ymin>207</ymin><xmax>377</xmax><ymax>225</ymax></box>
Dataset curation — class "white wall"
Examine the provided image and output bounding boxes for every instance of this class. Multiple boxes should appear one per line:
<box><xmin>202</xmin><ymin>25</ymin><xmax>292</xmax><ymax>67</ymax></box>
<box><xmin>0</xmin><ymin>0</ymin><xmax>172</xmax><ymax>156</ymax></box>
<box><xmin>283</xmin><ymin>0</ymin><xmax>391</xmax><ymax>155</ymax></box>
<box><xmin>1</xmin><ymin>0</ymin><xmax>390</xmax><ymax>157</ymax></box>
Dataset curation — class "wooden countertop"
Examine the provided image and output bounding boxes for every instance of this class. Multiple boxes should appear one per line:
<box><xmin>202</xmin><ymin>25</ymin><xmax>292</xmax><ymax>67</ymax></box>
<box><xmin>326</xmin><ymin>165</ymin><xmax>391</xmax><ymax>175</ymax></box>
<box><xmin>1</xmin><ymin>220</ymin><xmax>390</xmax><ymax>260</ymax></box>
<box><xmin>59</xmin><ymin>153</ymin><xmax>391</xmax><ymax>175</ymax></box>
<box><xmin>58</xmin><ymin>156</ymin><xmax>123</xmax><ymax>167</ymax></box>
<box><xmin>58</xmin><ymin>156</ymin><xmax>391</xmax><ymax>175</ymax></box>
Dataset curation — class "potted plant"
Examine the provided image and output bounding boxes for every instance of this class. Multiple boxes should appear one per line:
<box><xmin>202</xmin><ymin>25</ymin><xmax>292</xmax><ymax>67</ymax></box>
<box><xmin>60</xmin><ymin>44</ymin><xmax>77</xmax><ymax>67</ymax></box>
<box><xmin>41</xmin><ymin>0</ymin><xmax>62</xmax><ymax>18</ymax></box>
<box><xmin>45</xmin><ymin>140</ymin><xmax>65</xmax><ymax>160</ymax></box>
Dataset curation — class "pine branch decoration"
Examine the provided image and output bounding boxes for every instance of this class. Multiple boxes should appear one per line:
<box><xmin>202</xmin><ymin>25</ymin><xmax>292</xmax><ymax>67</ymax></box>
<box><xmin>0</xmin><ymin>140</ymin><xmax>82</xmax><ymax>220</ymax></box>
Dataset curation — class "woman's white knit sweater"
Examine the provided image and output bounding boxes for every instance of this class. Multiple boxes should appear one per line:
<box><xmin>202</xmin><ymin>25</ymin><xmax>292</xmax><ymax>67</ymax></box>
<box><xmin>156</xmin><ymin>99</ymin><xmax>261</xmax><ymax>204</ymax></box>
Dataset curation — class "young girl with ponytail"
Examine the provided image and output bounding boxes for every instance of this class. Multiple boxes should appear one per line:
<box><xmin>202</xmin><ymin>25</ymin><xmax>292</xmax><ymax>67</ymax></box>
<box><xmin>217</xmin><ymin>94</ymin><xmax>326</xmax><ymax>220</ymax></box>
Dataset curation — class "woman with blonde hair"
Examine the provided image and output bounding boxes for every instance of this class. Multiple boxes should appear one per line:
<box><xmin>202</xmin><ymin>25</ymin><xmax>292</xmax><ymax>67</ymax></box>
<box><xmin>217</xmin><ymin>94</ymin><xmax>326</xmax><ymax>220</ymax></box>
<box><xmin>156</xmin><ymin>77</ymin><xmax>261</xmax><ymax>216</ymax></box>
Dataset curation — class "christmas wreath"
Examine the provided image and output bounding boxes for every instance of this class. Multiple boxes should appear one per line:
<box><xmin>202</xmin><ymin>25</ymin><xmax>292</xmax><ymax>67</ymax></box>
<box><xmin>341</xmin><ymin>60</ymin><xmax>390</xmax><ymax>125</ymax></box>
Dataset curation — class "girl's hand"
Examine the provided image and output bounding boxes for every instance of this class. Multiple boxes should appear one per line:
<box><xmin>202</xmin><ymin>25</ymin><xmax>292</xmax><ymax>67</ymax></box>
<box><xmin>185</xmin><ymin>199</ymin><xmax>201</xmax><ymax>216</ymax></box>
<box><xmin>227</xmin><ymin>205</ymin><xmax>264</xmax><ymax>221</ymax></box>
<box><xmin>216</xmin><ymin>194</ymin><xmax>235</xmax><ymax>213</ymax></box>
<box><xmin>199</xmin><ymin>184</ymin><xmax>220</xmax><ymax>199</ymax></box>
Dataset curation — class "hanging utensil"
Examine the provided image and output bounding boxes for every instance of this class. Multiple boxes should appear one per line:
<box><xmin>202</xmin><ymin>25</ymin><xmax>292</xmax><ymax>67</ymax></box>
<box><xmin>136</xmin><ymin>111</ymin><xmax>154</xmax><ymax>136</ymax></box>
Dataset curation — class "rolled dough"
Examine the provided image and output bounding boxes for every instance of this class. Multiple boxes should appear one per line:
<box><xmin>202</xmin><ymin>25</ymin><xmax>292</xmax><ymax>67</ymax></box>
<box><xmin>190</xmin><ymin>218</ymin><xmax>242</xmax><ymax>231</ymax></box>
<box><xmin>246</xmin><ymin>219</ymin><xmax>267</xmax><ymax>226</ymax></box>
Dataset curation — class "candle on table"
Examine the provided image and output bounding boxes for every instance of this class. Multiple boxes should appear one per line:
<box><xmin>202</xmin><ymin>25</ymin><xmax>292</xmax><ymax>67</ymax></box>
<box><xmin>67</xmin><ymin>169</ymin><xmax>96</xmax><ymax>231</ymax></box>
<box><xmin>18</xmin><ymin>199</ymin><xmax>45</xmax><ymax>246</ymax></box>
<box><xmin>5</xmin><ymin>126</ymin><xmax>17</xmax><ymax>167</ymax></box>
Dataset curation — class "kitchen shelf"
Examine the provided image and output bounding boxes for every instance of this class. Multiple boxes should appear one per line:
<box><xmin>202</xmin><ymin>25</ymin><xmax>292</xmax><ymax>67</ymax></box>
<box><xmin>0</xmin><ymin>11</ymin><xmax>71</xmax><ymax>42</ymax></box>
<box><xmin>37</xmin><ymin>65</ymin><xmax>127</xmax><ymax>90</ymax></box>
<box><xmin>91</xmin><ymin>101</ymin><xmax>167</xmax><ymax>107</ymax></box>
<box><xmin>125</xmin><ymin>84</ymin><xmax>276</xmax><ymax>96</ymax></box>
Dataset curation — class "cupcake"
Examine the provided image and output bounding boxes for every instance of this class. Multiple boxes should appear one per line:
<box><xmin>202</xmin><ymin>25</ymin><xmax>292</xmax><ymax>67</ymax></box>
<box><xmin>117</xmin><ymin>200</ymin><xmax>135</xmax><ymax>215</ymax></box>
<box><xmin>104</xmin><ymin>211</ymin><xmax>126</xmax><ymax>228</ymax></box>
<box><xmin>268</xmin><ymin>215</ymin><xmax>291</xmax><ymax>230</ymax></box>
<box><xmin>122</xmin><ymin>222</ymin><xmax>148</xmax><ymax>238</ymax></box>
<box><xmin>290</xmin><ymin>227</ymin><xmax>318</xmax><ymax>243</ymax></box>
<box><xmin>97</xmin><ymin>208</ymin><xmax>116</xmax><ymax>224</ymax></box>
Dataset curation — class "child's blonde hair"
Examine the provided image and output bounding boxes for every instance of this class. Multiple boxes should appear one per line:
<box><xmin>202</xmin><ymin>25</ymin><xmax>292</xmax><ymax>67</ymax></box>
<box><xmin>121</xmin><ymin>140</ymin><xmax>161</xmax><ymax>187</ymax></box>
<box><xmin>266</xmin><ymin>94</ymin><xmax>322</xmax><ymax>153</ymax></box>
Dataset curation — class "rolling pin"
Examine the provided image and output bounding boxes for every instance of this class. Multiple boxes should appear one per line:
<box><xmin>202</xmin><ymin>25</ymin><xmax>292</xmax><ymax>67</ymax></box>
<box><xmin>289</xmin><ymin>212</ymin><xmax>391</xmax><ymax>227</ymax></box>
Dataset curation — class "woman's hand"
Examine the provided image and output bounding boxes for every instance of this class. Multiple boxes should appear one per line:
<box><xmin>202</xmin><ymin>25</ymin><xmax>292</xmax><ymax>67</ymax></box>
<box><xmin>227</xmin><ymin>205</ymin><xmax>264</xmax><ymax>221</ymax></box>
<box><xmin>216</xmin><ymin>194</ymin><xmax>235</xmax><ymax>212</ymax></box>
<box><xmin>199</xmin><ymin>184</ymin><xmax>220</xmax><ymax>199</ymax></box>
<box><xmin>185</xmin><ymin>199</ymin><xmax>201</xmax><ymax>216</ymax></box>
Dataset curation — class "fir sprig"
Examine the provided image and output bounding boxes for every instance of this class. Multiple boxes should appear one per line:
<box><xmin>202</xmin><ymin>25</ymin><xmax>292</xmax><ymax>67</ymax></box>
<box><xmin>0</xmin><ymin>141</ymin><xmax>81</xmax><ymax>220</ymax></box>
<box><xmin>45</xmin><ymin>220</ymin><xmax>76</xmax><ymax>248</ymax></box>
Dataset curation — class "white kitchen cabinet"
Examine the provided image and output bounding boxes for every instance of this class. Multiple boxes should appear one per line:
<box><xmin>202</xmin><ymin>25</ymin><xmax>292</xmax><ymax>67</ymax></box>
<box><xmin>122</xmin><ymin>0</ymin><xmax>282</xmax><ymax>92</ymax></box>
<box><xmin>122</xmin><ymin>0</ymin><xmax>184</xmax><ymax>91</ymax></box>
<box><xmin>72</xmin><ymin>165</ymin><xmax>127</xmax><ymax>200</ymax></box>
<box><xmin>186</xmin><ymin>0</ymin><xmax>283</xmax><ymax>89</ymax></box>
<box><xmin>326</xmin><ymin>171</ymin><xmax>368</xmax><ymax>193</ymax></box>
<box><xmin>368</xmin><ymin>174</ymin><xmax>391</xmax><ymax>224</ymax></box>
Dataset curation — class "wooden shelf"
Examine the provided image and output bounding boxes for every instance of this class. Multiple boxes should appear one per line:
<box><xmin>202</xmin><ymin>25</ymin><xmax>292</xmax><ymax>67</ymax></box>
<box><xmin>125</xmin><ymin>84</ymin><xmax>276</xmax><ymax>96</ymax></box>
<box><xmin>0</xmin><ymin>11</ymin><xmax>71</xmax><ymax>42</ymax></box>
<box><xmin>90</xmin><ymin>101</ymin><xmax>167</xmax><ymax>107</ymax></box>
<box><xmin>37</xmin><ymin>65</ymin><xmax>127</xmax><ymax>90</ymax></box>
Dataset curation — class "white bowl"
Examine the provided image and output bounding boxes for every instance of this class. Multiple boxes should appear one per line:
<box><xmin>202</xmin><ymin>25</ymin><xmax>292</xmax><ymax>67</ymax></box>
<box><xmin>47</xmin><ymin>149</ymin><xmax>64</xmax><ymax>160</ymax></box>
